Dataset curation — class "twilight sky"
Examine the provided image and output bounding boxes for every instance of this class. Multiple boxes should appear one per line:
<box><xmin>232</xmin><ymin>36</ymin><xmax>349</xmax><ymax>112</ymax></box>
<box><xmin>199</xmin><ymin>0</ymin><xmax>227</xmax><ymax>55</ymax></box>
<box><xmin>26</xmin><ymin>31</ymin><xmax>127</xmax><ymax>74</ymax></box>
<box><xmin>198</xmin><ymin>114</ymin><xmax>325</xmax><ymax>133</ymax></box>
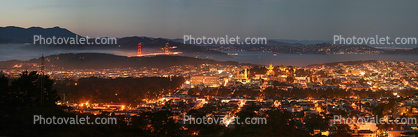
<box><xmin>1</xmin><ymin>0</ymin><xmax>417</xmax><ymax>40</ymax></box>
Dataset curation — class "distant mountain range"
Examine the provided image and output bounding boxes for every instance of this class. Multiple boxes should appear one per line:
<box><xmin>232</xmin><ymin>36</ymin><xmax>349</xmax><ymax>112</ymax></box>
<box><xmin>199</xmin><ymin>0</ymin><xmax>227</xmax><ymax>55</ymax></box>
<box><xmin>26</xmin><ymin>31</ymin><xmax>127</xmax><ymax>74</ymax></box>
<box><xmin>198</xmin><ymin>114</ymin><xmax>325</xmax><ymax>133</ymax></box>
<box><xmin>1</xmin><ymin>26</ymin><xmax>417</xmax><ymax>55</ymax></box>
<box><xmin>382</xmin><ymin>47</ymin><xmax>418</xmax><ymax>55</ymax></box>
<box><xmin>24</xmin><ymin>36</ymin><xmax>226</xmax><ymax>55</ymax></box>
<box><xmin>0</xmin><ymin>26</ymin><xmax>227</xmax><ymax>56</ymax></box>
<box><xmin>0</xmin><ymin>26</ymin><xmax>80</xmax><ymax>43</ymax></box>
<box><xmin>172</xmin><ymin>38</ymin><xmax>327</xmax><ymax>46</ymax></box>
<box><xmin>306</xmin><ymin>60</ymin><xmax>377</xmax><ymax>67</ymax></box>
<box><xmin>271</xmin><ymin>39</ymin><xmax>333</xmax><ymax>45</ymax></box>
<box><xmin>171</xmin><ymin>38</ymin><xmax>304</xmax><ymax>47</ymax></box>
<box><xmin>171</xmin><ymin>38</ymin><xmax>418</xmax><ymax>55</ymax></box>
<box><xmin>204</xmin><ymin>42</ymin><xmax>418</xmax><ymax>55</ymax></box>
<box><xmin>205</xmin><ymin>42</ymin><xmax>386</xmax><ymax>54</ymax></box>
<box><xmin>0</xmin><ymin>53</ymin><xmax>243</xmax><ymax>69</ymax></box>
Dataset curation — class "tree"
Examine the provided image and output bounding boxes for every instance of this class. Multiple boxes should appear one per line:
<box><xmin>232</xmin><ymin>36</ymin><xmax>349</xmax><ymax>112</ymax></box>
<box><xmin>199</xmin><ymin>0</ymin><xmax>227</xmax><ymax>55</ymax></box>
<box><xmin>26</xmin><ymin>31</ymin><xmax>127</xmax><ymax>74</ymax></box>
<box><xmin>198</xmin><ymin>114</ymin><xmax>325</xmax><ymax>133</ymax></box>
<box><xmin>201</xmin><ymin>88</ymin><xmax>209</xmax><ymax>95</ymax></box>
<box><xmin>335</xmin><ymin>124</ymin><xmax>352</xmax><ymax>137</ymax></box>
<box><xmin>286</xmin><ymin>66</ymin><xmax>294</xmax><ymax>74</ymax></box>
<box><xmin>6</xmin><ymin>71</ymin><xmax>60</xmax><ymax>109</ymax></box>
<box><xmin>259</xmin><ymin>108</ymin><xmax>310</xmax><ymax>136</ymax></box>
<box><xmin>286</xmin><ymin>76</ymin><xmax>294</xmax><ymax>83</ymax></box>
<box><xmin>264</xmin><ymin>87</ymin><xmax>277</xmax><ymax>97</ymax></box>
<box><xmin>249</xmin><ymin>66</ymin><xmax>267</xmax><ymax>75</ymax></box>
<box><xmin>131</xmin><ymin>113</ymin><xmax>150</xmax><ymax>131</ymax></box>
<box><xmin>305</xmin><ymin>114</ymin><xmax>329</xmax><ymax>132</ymax></box>
<box><xmin>188</xmin><ymin>88</ymin><xmax>199</xmax><ymax>96</ymax></box>
<box><xmin>149</xmin><ymin>110</ymin><xmax>180</xmax><ymax>136</ymax></box>
<box><xmin>0</xmin><ymin>75</ymin><xmax>10</xmax><ymax>111</ymax></box>
<box><xmin>317</xmin><ymin>70</ymin><xmax>327</xmax><ymax>78</ymax></box>
<box><xmin>358</xmin><ymin>78</ymin><xmax>367</xmax><ymax>86</ymax></box>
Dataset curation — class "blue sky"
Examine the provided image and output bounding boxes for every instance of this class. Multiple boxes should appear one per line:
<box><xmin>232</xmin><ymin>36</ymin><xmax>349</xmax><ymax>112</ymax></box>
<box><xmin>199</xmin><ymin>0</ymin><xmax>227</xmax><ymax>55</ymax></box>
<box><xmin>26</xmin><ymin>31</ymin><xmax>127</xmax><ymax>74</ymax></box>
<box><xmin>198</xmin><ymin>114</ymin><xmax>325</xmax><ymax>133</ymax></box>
<box><xmin>1</xmin><ymin>0</ymin><xmax>417</xmax><ymax>40</ymax></box>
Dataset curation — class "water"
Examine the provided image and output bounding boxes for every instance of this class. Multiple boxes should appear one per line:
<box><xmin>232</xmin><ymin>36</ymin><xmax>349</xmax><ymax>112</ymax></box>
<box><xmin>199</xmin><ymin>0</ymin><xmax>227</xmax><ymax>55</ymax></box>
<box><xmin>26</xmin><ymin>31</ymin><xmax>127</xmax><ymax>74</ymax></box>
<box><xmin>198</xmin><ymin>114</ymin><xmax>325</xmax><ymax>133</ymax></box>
<box><xmin>218</xmin><ymin>51</ymin><xmax>418</xmax><ymax>66</ymax></box>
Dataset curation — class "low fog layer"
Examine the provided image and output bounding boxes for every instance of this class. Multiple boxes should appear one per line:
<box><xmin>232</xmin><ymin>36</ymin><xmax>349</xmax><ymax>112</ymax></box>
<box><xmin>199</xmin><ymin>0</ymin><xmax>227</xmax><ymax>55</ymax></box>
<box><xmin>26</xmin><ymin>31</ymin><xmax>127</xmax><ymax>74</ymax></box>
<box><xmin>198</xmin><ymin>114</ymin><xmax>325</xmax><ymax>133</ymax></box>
<box><xmin>0</xmin><ymin>44</ymin><xmax>136</xmax><ymax>61</ymax></box>
<box><xmin>0</xmin><ymin>44</ymin><xmax>229</xmax><ymax>61</ymax></box>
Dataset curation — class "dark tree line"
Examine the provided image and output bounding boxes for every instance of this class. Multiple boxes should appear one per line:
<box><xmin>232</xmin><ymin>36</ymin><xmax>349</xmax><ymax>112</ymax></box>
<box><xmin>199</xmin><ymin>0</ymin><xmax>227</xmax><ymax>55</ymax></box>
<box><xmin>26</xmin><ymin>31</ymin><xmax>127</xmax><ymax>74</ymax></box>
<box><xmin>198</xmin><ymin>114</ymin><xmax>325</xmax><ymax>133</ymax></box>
<box><xmin>54</xmin><ymin>76</ymin><xmax>185</xmax><ymax>106</ymax></box>
<box><xmin>0</xmin><ymin>71</ymin><xmax>182</xmax><ymax>136</ymax></box>
<box><xmin>225</xmin><ymin>107</ymin><xmax>311</xmax><ymax>136</ymax></box>
<box><xmin>0</xmin><ymin>71</ymin><xmax>60</xmax><ymax>113</ymax></box>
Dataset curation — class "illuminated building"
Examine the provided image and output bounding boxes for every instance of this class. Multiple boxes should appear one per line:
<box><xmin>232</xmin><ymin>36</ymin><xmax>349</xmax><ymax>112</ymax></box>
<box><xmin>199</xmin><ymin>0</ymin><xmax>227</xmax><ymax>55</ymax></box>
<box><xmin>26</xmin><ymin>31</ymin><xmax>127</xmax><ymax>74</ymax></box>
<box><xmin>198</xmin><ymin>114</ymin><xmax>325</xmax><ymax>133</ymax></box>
<box><xmin>266</xmin><ymin>63</ymin><xmax>274</xmax><ymax>76</ymax></box>
<box><xmin>190</xmin><ymin>75</ymin><xmax>220</xmax><ymax>87</ymax></box>
<box><xmin>235</xmin><ymin>69</ymin><xmax>249</xmax><ymax>83</ymax></box>
<box><xmin>267</xmin><ymin>75</ymin><xmax>287</xmax><ymax>82</ymax></box>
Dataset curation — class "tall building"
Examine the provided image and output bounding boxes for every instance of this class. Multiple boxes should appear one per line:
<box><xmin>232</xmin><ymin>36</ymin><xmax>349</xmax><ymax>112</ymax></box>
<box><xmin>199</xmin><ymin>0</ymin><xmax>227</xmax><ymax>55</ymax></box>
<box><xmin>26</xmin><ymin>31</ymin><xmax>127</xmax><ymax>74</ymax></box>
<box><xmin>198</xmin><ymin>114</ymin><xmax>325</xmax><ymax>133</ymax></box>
<box><xmin>266</xmin><ymin>63</ymin><xmax>274</xmax><ymax>76</ymax></box>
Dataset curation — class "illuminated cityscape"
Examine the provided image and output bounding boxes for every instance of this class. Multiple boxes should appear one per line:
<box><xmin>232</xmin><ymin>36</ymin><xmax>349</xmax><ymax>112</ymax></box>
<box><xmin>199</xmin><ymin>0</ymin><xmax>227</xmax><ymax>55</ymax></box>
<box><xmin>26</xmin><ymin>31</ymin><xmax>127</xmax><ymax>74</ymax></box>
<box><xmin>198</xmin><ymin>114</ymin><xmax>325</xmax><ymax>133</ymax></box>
<box><xmin>2</xmin><ymin>0</ymin><xmax>418</xmax><ymax>136</ymax></box>
<box><xmin>2</xmin><ymin>60</ymin><xmax>418</xmax><ymax>136</ymax></box>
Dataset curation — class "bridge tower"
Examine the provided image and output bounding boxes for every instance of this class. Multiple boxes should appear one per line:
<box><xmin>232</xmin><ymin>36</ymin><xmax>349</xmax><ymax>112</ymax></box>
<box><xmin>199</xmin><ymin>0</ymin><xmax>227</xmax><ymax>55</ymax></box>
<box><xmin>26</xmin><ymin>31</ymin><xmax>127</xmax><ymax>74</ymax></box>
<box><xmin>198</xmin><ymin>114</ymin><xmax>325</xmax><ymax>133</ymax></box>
<box><xmin>165</xmin><ymin>42</ymin><xmax>169</xmax><ymax>54</ymax></box>
<box><xmin>137</xmin><ymin>43</ymin><xmax>142</xmax><ymax>56</ymax></box>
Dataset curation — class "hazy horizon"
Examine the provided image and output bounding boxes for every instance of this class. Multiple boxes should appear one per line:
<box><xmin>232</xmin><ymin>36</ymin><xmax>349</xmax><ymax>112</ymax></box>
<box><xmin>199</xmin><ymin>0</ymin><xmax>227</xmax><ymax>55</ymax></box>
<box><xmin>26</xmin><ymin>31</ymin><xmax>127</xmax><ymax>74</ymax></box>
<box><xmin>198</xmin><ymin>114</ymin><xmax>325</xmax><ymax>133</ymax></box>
<box><xmin>1</xmin><ymin>0</ymin><xmax>418</xmax><ymax>41</ymax></box>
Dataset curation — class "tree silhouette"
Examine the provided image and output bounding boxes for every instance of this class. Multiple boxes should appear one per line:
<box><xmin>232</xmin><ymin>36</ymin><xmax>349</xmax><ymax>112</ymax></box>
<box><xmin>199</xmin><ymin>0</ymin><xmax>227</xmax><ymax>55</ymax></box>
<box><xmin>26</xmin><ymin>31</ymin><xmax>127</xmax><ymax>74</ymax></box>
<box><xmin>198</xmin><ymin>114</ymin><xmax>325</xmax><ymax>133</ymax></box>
<box><xmin>305</xmin><ymin>114</ymin><xmax>329</xmax><ymax>132</ymax></box>
<box><xmin>1</xmin><ymin>71</ymin><xmax>60</xmax><ymax>112</ymax></box>
<box><xmin>259</xmin><ymin>108</ymin><xmax>310</xmax><ymax>136</ymax></box>
<box><xmin>149</xmin><ymin>110</ymin><xmax>180</xmax><ymax>136</ymax></box>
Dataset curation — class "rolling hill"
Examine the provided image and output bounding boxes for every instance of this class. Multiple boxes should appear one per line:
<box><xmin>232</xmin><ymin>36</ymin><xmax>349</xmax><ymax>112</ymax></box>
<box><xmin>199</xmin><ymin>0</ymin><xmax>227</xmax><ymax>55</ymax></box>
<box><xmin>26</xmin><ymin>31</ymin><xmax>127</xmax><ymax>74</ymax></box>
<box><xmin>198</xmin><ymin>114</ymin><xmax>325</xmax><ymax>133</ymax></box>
<box><xmin>0</xmin><ymin>53</ymin><xmax>240</xmax><ymax>69</ymax></box>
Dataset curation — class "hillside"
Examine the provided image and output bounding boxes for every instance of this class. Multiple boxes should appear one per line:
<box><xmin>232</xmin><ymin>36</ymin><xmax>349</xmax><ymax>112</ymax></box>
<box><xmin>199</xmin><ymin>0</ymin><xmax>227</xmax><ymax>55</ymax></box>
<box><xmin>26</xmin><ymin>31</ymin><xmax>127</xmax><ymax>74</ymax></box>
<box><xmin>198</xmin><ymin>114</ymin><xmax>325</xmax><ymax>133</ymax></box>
<box><xmin>0</xmin><ymin>26</ymin><xmax>227</xmax><ymax>56</ymax></box>
<box><xmin>383</xmin><ymin>47</ymin><xmax>418</xmax><ymax>55</ymax></box>
<box><xmin>206</xmin><ymin>42</ymin><xmax>384</xmax><ymax>54</ymax></box>
<box><xmin>0</xmin><ymin>53</ymin><xmax>240</xmax><ymax>69</ymax></box>
<box><xmin>0</xmin><ymin>26</ymin><xmax>80</xmax><ymax>43</ymax></box>
<box><xmin>306</xmin><ymin>60</ymin><xmax>377</xmax><ymax>67</ymax></box>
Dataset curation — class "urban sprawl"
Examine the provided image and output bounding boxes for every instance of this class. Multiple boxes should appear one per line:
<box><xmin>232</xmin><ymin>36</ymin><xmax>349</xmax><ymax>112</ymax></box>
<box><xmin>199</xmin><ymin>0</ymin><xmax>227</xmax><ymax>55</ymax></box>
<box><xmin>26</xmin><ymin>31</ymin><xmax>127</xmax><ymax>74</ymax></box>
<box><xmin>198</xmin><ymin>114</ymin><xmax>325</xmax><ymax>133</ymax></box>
<box><xmin>2</xmin><ymin>60</ymin><xmax>418</xmax><ymax>136</ymax></box>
